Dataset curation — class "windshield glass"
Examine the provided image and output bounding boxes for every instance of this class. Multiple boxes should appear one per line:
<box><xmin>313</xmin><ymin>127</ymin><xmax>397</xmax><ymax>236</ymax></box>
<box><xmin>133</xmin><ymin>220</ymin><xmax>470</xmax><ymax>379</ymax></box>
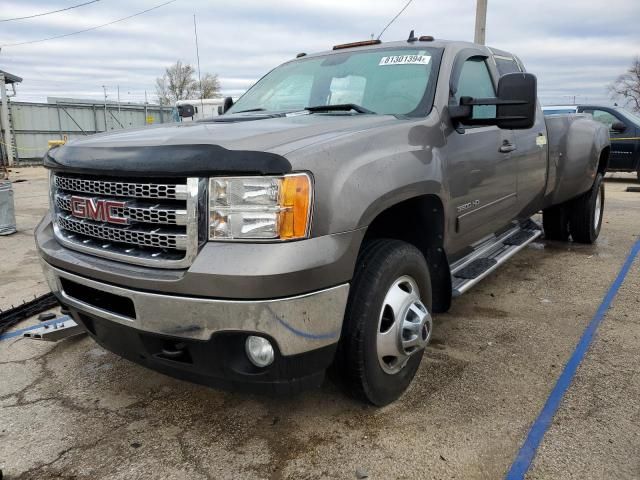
<box><xmin>616</xmin><ymin>108</ymin><xmax>640</xmax><ymax>125</ymax></box>
<box><xmin>228</xmin><ymin>47</ymin><xmax>441</xmax><ymax>116</ymax></box>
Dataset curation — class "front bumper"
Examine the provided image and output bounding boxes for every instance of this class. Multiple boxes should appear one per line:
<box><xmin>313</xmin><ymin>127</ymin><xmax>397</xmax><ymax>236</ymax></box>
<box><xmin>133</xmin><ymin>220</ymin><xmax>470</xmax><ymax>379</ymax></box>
<box><xmin>42</xmin><ymin>262</ymin><xmax>348</xmax><ymax>357</ymax></box>
<box><xmin>41</xmin><ymin>262</ymin><xmax>349</xmax><ymax>393</ymax></box>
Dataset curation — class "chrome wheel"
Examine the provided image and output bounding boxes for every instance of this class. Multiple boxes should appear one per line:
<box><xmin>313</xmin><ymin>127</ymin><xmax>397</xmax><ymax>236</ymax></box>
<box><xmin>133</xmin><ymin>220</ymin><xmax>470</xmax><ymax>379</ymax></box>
<box><xmin>376</xmin><ymin>275</ymin><xmax>432</xmax><ymax>375</ymax></box>
<box><xmin>594</xmin><ymin>185</ymin><xmax>602</xmax><ymax>229</ymax></box>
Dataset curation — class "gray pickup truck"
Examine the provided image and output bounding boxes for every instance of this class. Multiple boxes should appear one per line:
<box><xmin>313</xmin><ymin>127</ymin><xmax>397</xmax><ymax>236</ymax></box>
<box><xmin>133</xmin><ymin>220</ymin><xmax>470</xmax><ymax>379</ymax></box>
<box><xmin>36</xmin><ymin>37</ymin><xmax>610</xmax><ymax>405</ymax></box>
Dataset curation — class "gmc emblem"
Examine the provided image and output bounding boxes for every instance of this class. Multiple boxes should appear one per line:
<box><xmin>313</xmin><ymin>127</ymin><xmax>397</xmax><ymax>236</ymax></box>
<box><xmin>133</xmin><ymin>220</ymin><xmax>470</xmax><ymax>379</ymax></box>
<box><xmin>70</xmin><ymin>196</ymin><xmax>128</xmax><ymax>225</ymax></box>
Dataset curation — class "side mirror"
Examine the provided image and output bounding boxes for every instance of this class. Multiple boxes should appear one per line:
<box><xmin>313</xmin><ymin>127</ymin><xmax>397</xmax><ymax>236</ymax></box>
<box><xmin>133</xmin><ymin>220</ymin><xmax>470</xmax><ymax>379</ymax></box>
<box><xmin>611</xmin><ymin>121</ymin><xmax>626</xmax><ymax>133</ymax></box>
<box><xmin>449</xmin><ymin>72</ymin><xmax>537</xmax><ymax>130</ymax></box>
<box><xmin>222</xmin><ymin>97</ymin><xmax>234</xmax><ymax>114</ymax></box>
<box><xmin>177</xmin><ymin>104</ymin><xmax>195</xmax><ymax>118</ymax></box>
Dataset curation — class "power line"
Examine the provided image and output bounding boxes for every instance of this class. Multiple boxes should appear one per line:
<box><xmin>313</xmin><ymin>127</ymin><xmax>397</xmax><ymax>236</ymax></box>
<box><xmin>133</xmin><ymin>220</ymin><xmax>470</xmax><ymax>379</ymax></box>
<box><xmin>0</xmin><ymin>0</ymin><xmax>101</xmax><ymax>23</ymax></box>
<box><xmin>377</xmin><ymin>0</ymin><xmax>414</xmax><ymax>40</ymax></box>
<box><xmin>1</xmin><ymin>0</ymin><xmax>177</xmax><ymax>48</ymax></box>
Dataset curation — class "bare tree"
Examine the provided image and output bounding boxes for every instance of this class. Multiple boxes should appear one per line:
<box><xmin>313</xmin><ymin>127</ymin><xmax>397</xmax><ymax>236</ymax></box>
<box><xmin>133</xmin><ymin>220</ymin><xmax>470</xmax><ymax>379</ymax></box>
<box><xmin>609</xmin><ymin>57</ymin><xmax>640</xmax><ymax>112</ymax></box>
<box><xmin>156</xmin><ymin>61</ymin><xmax>220</xmax><ymax>105</ymax></box>
<box><xmin>199</xmin><ymin>73</ymin><xmax>221</xmax><ymax>99</ymax></box>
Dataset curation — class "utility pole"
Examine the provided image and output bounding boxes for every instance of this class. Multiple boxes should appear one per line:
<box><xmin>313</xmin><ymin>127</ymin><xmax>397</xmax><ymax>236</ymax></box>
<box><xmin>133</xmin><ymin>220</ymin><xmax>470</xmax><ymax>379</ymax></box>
<box><xmin>474</xmin><ymin>0</ymin><xmax>488</xmax><ymax>45</ymax></box>
<box><xmin>102</xmin><ymin>85</ymin><xmax>108</xmax><ymax>131</ymax></box>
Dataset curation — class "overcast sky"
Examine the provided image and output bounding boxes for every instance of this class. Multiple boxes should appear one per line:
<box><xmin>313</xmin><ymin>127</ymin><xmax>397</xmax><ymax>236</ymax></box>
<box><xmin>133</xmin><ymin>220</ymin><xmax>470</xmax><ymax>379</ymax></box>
<box><xmin>1</xmin><ymin>0</ymin><xmax>639</xmax><ymax>106</ymax></box>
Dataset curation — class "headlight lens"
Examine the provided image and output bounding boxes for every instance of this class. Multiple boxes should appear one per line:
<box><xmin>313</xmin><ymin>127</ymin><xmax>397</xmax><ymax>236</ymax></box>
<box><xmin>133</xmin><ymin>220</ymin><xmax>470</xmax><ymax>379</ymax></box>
<box><xmin>208</xmin><ymin>173</ymin><xmax>312</xmax><ymax>241</ymax></box>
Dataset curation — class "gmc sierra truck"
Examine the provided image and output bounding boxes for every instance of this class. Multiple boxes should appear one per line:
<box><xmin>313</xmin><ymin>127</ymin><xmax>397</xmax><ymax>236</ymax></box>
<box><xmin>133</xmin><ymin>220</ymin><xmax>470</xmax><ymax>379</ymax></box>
<box><xmin>36</xmin><ymin>36</ymin><xmax>610</xmax><ymax>406</ymax></box>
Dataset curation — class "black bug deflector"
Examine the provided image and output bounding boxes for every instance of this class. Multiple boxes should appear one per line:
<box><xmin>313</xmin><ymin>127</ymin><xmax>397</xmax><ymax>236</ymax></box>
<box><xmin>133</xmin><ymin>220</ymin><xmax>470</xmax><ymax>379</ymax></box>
<box><xmin>44</xmin><ymin>144</ymin><xmax>292</xmax><ymax>178</ymax></box>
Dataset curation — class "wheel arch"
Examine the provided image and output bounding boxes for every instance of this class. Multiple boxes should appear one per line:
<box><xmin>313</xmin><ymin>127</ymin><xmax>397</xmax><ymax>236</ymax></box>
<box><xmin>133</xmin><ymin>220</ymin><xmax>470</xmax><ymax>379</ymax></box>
<box><xmin>597</xmin><ymin>146</ymin><xmax>610</xmax><ymax>174</ymax></box>
<box><xmin>360</xmin><ymin>193</ymin><xmax>452</xmax><ymax>313</ymax></box>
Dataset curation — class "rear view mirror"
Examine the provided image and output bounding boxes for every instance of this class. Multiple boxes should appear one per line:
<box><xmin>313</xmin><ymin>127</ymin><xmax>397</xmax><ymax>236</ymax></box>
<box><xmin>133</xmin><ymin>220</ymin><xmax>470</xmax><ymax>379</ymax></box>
<box><xmin>177</xmin><ymin>104</ymin><xmax>195</xmax><ymax>118</ymax></box>
<box><xmin>449</xmin><ymin>73</ymin><xmax>537</xmax><ymax>130</ymax></box>
<box><xmin>495</xmin><ymin>73</ymin><xmax>537</xmax><ymax>129</ymax></box>
<box><xmin>611</xmin><ymin>121</ymin><xmax>626</xmax><ymax>133</ymax></box>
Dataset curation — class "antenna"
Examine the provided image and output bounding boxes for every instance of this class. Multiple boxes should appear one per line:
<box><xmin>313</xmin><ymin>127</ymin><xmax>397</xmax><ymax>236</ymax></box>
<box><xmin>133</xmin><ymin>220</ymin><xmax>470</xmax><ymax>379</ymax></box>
<box><xmin>377</xmin><ymin>0</ymin><xmax>414</xmax><ymax>40</ymax></box>
<box><xmin>193</xmin><ymin>14</ymin><xmax>204</xmax><ymax>115</ymax></box>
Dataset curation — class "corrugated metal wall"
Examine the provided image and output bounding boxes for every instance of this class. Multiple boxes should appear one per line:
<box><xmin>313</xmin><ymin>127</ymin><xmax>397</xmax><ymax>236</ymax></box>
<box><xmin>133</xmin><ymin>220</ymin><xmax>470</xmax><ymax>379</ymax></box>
<box><xmin>10</xmin><ymin>101</ymin><xmax>175</xmax><ymax>162</ymax></box>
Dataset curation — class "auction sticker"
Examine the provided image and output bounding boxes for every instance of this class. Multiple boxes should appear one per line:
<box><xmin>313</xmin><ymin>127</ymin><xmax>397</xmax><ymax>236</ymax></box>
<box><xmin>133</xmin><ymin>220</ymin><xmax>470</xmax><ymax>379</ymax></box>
<box><xmin>379</xmin><ymin>55</ymin><xmax>430</xmax><ymax>66</ymax></box>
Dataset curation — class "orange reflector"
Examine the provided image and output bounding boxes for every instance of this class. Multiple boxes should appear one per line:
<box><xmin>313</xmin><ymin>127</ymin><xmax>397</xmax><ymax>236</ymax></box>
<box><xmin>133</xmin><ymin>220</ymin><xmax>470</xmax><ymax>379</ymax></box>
<box><xmin>332</xmin><ymin>39</ymin><xmax>381</xmax><ymax>50</ymax></box>
<box><xmin>279</xmin><ymin>174</ymin><xmax>311</xmax><ymax>239</ymax></box>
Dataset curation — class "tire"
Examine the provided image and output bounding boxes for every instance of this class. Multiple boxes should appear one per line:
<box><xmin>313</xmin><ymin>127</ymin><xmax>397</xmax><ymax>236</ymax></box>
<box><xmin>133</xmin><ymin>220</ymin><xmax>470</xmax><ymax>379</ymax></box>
<box><xmin>542</xmin><ymin>204</ymin><xmax>570</xmax><ymax>241</ymax></box>
<box><xmin>636</xmin><ymin>170</ymin><xmax>640</xmax><ymax>182</ymax></box>
<box><xmin>334</xmin><ymin>239</ymin><xmax>433</xmax><ymax>406</ymax></box>
<box><xmin>569</xmin><ymin>173</ymin><xmax>605</xmax><ymax>244</ymax></box>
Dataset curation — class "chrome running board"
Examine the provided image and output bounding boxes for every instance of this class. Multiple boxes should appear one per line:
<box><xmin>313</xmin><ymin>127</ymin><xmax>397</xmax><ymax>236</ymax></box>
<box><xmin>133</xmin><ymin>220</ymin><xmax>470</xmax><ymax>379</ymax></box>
<box><xmin>451</xmin><ymin>220</ymin><xmax>542</xmax><ymax>297</ymax></box>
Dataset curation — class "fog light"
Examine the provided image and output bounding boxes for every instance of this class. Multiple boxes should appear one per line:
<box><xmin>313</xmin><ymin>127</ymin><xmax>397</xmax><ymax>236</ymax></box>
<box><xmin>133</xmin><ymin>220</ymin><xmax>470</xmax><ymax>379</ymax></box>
<box><xmin>245</xmin><ymin>336</ymin><xmax>274</xmax><ymax>367</ymax></box>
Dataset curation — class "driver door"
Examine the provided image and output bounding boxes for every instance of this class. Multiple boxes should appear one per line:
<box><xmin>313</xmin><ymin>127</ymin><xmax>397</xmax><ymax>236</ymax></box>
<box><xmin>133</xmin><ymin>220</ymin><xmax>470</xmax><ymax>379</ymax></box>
<box><xmin>445</xmin><ymin>55</ymin><xmax>517</xmax><ymax>247</ymax></box>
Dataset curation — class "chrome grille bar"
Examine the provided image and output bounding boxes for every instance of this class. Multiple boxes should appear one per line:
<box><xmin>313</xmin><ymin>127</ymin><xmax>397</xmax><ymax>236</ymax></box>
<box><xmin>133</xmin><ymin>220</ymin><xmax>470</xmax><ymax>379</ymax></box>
<box><xmin>54</xmin><ymin>175</ymin><xmax>188</xmax><ymax>200</ymax></box>
<box><xmin>55</xmin><ymin>192</ymin><xmax>188</xmax><ymax>226</ymax></box>
<box><xmin>56</xmin><ymin>214</ymin><xmax>188</xmax><ymax>250</ymax></box>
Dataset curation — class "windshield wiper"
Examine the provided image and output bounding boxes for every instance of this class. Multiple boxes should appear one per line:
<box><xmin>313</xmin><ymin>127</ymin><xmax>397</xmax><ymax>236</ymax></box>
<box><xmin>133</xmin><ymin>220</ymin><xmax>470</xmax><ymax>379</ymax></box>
<box><xmin>305</xmin><ymin>103</ymin><xmax>376</xmax><ymax>114</ymax></box>
<box><xmin>233</xmin><ymin>108</ymin><xmax>266</xmax><ymax>113</ymax></box>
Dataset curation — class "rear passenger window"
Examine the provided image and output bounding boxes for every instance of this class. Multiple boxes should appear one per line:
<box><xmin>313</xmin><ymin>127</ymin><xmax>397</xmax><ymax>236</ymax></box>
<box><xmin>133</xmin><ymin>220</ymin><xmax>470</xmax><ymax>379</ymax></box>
<box><xmin>494</xmin><ymin>56</ymin><xmax>521</xmax><ymax>76</ymax></box>
<box><xmin>455</xmin><ymin>57</ymin><xmax>496</xmax><ymax>120</ymax></box>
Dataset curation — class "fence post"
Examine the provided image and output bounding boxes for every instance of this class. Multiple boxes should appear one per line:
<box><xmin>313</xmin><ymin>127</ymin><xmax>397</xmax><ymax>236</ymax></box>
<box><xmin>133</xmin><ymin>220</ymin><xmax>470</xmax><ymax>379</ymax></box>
<box><xmin>55</xmin><ymin>103</ymin><xmax>63</xmax><ymax>140</ymax></box>
<box><xmin>0</xmin><ymin>74</ymin><xmax>15</xmax><ymax>166</ymax></box>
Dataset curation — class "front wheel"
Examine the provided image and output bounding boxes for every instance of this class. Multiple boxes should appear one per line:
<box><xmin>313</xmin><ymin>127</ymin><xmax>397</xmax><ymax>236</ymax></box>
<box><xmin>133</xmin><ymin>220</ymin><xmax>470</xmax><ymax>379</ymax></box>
<box><xmin>334</xmin><ymin>239</ymin><xmax>433</xmax><ymax>406</ymax></box>
<box><xmin>569</xmin><ymin>173</ymin><xmax>605</xmax><ymax>244</ymax></box>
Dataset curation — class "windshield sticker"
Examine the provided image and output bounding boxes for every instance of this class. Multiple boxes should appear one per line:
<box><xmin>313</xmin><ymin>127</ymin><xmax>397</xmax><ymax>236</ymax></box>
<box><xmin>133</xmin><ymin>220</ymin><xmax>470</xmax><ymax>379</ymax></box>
<box><xmin>379</xmin><ymin>55</ymin><xmax>431</xmax><ymax>66</ymax></box>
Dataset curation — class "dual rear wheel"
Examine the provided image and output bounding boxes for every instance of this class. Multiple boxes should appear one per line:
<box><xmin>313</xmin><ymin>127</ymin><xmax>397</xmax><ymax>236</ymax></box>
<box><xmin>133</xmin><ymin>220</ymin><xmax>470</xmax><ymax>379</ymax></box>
<box><xmin>543</xmin><ymin>173</ymin><xmax>605</xmax><ymax>244</ymax></box>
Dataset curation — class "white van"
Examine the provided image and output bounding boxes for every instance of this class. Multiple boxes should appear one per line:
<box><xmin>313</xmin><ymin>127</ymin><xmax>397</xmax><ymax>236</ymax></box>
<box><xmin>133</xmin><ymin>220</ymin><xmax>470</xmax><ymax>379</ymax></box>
<box><xmin>175</xmin><ymin>98</ymin><xmax>237</xmax><ymax>121</ymax></box>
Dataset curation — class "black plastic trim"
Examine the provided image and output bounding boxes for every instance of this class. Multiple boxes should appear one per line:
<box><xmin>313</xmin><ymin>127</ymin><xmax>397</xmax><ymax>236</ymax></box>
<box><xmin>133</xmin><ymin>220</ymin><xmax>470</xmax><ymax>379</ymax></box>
<box><xmin>72</xmin><ymin>309</ymin><xmax>337</xmax><ymax>395</ymax></box>
<box><xmin>45</xmin><ymin>144</ymin><xmax>292</xmax><ymax>177</ymax></box>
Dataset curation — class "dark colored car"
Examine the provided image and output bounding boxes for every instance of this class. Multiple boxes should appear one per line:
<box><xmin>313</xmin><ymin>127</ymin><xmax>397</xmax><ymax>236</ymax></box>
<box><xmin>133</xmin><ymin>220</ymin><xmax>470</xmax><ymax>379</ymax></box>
<box><xmin>579</xmin><ymin>106</ymin><xmax>640</xmax><ymax>180</ymax></box>
<box><xmin>545</xmin><ymin>105</ymin><xmax>640</xmax><ymax>180</ymax></box>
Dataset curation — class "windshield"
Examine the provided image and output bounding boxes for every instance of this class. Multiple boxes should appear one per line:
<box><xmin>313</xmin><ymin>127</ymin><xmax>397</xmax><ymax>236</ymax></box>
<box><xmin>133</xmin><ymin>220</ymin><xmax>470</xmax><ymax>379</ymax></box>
<box><xmin>228</xmin><ymin>47</ymin><xmax>441</xmax><ymax>116</ymax></box>
<box><xmin>616</xmin><ymin>108</ymin><xmax>640</xmax><ymax>125</ymax></box>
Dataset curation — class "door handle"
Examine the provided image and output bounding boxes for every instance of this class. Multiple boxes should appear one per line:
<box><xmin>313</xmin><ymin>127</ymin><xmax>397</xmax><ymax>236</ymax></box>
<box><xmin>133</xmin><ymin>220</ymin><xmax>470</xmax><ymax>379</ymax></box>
<box><xmin>499</xmin><ymin>142</ymin><xmax>517</xmax><ymax>153</ymax></box>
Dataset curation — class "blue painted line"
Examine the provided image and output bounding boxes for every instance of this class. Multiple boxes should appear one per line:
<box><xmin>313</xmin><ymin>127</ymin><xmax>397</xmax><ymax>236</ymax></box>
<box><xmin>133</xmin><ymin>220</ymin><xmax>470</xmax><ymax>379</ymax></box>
<box><xmin>0</xmin><ymin>315</ymin><xmax>71</xmax><ymax>342</ymax></box>
<box><xmin>506</xmin><ymin>239</ymin><xmax>640</xmax><ymax>480</ymax></box>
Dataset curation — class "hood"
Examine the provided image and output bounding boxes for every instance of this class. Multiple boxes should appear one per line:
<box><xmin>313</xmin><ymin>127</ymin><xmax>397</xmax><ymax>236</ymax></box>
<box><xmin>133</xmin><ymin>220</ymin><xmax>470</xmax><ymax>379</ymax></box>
<box><xmin>44</xmin><ymin>114</ymin><xmax>398</xmax><ymax>177</ymax></box>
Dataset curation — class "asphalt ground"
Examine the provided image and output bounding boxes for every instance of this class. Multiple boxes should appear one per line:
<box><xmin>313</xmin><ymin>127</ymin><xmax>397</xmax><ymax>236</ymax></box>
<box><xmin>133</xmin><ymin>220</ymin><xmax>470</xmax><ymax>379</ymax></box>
<box><xmin>0</xmin><ymin>167</ymin><xmax>639</xmax><ymax>480</ymax></box>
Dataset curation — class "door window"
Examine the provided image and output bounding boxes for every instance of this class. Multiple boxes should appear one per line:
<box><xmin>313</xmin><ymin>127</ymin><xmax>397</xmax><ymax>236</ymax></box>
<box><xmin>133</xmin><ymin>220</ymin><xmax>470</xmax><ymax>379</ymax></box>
<box><xmin>455</xmin><ymin>58</ymin><xmax>496</xmax><ymax>120</ymax></box>
<box><xmin>494</xmin><ymin>56</ymin><xmax>522</xmax><ymax>76</ymax></box>
<box><xmin>584</xmin><ymin>109</ymin><xmax>619</xmax><ymax>128</ymax></box>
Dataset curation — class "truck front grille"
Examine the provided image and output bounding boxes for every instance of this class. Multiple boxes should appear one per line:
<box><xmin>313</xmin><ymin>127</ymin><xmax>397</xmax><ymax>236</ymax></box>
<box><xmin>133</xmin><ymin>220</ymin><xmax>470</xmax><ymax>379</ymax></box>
<box><xmin>51</xmin><ymin>174</ymin><xmax>201</xmax><ymax>269</ymax></box>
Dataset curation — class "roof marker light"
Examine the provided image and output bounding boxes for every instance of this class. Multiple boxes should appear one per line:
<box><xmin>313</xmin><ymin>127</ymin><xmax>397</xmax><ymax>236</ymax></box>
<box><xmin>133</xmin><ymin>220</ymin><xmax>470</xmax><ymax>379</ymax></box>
<box><xmin>332</xmin><ymin>39</ymin><xmax>381</xmax><ymax>50</ymax></box>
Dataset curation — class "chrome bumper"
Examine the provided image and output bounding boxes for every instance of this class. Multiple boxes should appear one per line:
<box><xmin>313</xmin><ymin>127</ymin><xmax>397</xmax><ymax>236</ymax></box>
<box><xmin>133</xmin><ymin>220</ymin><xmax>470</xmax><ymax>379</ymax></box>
<box><xmin>41</xmin><ymin>262</ymin><xmax>349</xmax><ymax>356</ymax></box>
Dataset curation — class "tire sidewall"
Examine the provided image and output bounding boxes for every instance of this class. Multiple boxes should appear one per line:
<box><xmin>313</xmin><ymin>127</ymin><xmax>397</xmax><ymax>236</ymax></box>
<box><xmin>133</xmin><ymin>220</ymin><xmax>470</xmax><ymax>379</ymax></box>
<box><xmin>359</xmin><ymin>244</ymin><xmax>432</xmax><ymax>405</ymax></box>
<box><xmin>592</xmin><ymin>174</ymin><xmax>605</xmax><ymax>238</ymax></box>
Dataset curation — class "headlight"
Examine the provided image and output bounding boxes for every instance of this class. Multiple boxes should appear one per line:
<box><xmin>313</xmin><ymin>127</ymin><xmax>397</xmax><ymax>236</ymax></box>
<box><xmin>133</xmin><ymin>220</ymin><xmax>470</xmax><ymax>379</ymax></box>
<box><xmin>208</xmin><ymin>173</ymin><xmax>312</xmax><ymax>241</ymax></box>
